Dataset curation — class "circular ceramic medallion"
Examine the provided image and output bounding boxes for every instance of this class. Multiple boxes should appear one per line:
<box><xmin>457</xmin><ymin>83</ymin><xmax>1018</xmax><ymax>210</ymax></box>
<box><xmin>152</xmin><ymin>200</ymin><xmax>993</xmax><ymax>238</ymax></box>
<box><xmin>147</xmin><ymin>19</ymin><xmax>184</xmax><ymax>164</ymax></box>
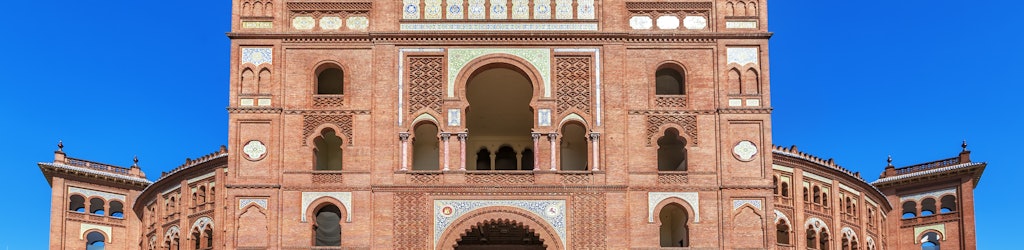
<box><xmin>243</xmin><ymin>140</ymin><xmax>267</xmax><ymax>161</ymax></box>
<box><xmin>733</xmin><ymin>140</ymin><xmax>757</xmax><ymax>162</ymax></box>
<box><xmin>441</xmin><ymin>205</ymin><xmax>455</xmax><ymax>217</ymax></box>
<box><xmin>544</xmin><ymin>204</ymin><xmax>560</xmax><ymax>218</ymax></box>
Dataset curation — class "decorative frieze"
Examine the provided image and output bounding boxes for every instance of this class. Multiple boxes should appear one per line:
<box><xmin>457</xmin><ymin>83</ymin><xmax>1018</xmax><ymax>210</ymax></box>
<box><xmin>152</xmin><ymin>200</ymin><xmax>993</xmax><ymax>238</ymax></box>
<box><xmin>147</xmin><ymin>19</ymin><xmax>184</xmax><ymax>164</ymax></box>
<box><xmin>288</xmin><ymin>2</ymin><xmax>371</xmax><ymax>31</ymax></box>
<box><xmin>300</xmin><ymin>192</ymin><xmax>352</xmax><ymax>222</ymax></box>
<box><xmin>626</xmin><ymin>1</ymin><xmax>711</xmax><ymax>31</ymax></box>
<box><xmin>401</xmin><ymin>0</ymin><xmax>596</xmax><ymax>31</ymax></box>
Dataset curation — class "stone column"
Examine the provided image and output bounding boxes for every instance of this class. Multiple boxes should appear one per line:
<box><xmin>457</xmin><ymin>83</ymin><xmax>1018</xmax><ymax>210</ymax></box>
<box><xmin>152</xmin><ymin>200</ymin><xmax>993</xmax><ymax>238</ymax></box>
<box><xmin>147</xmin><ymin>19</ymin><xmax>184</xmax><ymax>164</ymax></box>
<box><xmin>457</xmin><ymin>133</ymin><xmax>468</xmax><ymax>171</ymax></box>
<box><xmin>589</xmin><ymin>132</ymin><xmax>600</xmax><ymax>171</ymax></box>
<box><xmin>548</xmin><ymin>133</ymin><xmax>558</xmax><ymax>171</ymax></box>
<box><xmin>441</xmin><ymin>133</ymin><xmax>451</xmax><ymax>171</ymax></box>
<box><xmin>399</xmin><ymin>132</ymin><xmax>410</xmax><ymax>171</ymax></box>
<box><xmin>532</xmin><ymin>133</ymin><xmax>541</xmax><ymax>171</ymax></box>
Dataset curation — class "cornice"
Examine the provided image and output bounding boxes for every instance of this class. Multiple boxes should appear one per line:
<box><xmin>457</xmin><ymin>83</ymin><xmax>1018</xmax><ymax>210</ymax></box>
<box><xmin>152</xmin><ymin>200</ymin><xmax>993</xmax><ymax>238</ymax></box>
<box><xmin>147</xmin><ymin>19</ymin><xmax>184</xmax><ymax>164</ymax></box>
<box><xmin>283</xmin><ymin>109</ymin><xmax>372</xmax><ymax>115</ymax></box>
<box><xmin>227</xmin><ymin>32</ymin><xmax>772</xmax><ymax>44</ymax></box>
<box><xmin>718</xmin><ymin>107</ymin><xmax>773</xmax><ymax>114</ymax></box>
<box><xmin>628</xmin><ymin>110</ymin><xmax>717</xmax><ymax>115</ymax></box>
<box><xmin>227</xmin><ymin>107</ymin><xmax>284</xmax><ymax>114</ymax></box>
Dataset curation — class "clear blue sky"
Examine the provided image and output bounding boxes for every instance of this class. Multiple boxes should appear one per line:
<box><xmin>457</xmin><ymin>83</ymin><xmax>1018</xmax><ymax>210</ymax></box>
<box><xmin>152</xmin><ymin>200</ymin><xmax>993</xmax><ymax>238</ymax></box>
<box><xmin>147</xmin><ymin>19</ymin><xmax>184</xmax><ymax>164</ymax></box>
<box><xmin>0</xmin><ymin>0</ymin><xmax>1018</xmax><ymax>248</ymax></box>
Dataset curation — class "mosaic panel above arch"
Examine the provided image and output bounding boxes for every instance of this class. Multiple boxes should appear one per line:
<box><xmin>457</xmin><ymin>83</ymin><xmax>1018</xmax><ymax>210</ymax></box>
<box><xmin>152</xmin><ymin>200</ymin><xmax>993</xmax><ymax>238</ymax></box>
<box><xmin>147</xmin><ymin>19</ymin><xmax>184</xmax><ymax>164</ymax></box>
<box><xmin>433</xmin><ymin>199</ymin><xmax>567</xmax><ymax>249</ymax></box>
<box><xmin>300</xmin><ymin>192</ymin><xmax>353</xmax><ymax>222</ymax></box>
<box><xmin>447</xmin><ymin>48</ymin><xmax>551</xmax><ymax>98</ymax></box>
<box><xmin>80</xmin><ymin>223</ymin><xmax>112</xmax><ymax>240</ymax></box>
<box><xmin>648</xmin><ymin>192</ymin><xmax>700</xmax><ymax>223</ymax></box>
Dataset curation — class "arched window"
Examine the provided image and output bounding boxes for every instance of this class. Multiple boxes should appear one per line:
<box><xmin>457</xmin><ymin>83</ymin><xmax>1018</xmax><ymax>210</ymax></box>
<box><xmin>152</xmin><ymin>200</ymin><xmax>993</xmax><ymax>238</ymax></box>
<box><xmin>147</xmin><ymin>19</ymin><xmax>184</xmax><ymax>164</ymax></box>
<box><xmin>773</xmin><ymin>176</ymin><xmax>779</xmax><ymax>195</ymax></box>
<box><xmin>813</xmin><ymin>186</ymin><xmax>821</xmax><ymax>204</ymax></box>
<box><xmin>316</xmin><ymin>67</ymin><xmax>344</xmax><ymax>95</ymax></box>
<box><xmin>806</xmin><ymin>228</ymin><xmax>818</xmax><ymax>249</ymax></box>
<box><xmin>169</xmin><ymin>196</ymin><xmax>177</xmax><ymax>210</ymax></box>
<box><xmin>89</xmin><ymin>198</ymin><xmax>105</xmax><ymax>216</ymax></box>
<box><xmin>921</xmin><ymin>232</ymin><xmax>940</xmax><ymax>250</ymax></box>
<box><xmin>776</xmin><ymin>220</ymin><xmax>790</xmax><ymax>245</ymax></box>
<box><xmin>193</xmin><ymin>231</ymin><xmax>202</xmax><ymax>250</ymax></box>
<box><xmin>781</xmin><ymin>182</ymin><xmax>790</xmax><ymax>197</ymax></box>
<box><xmin>521</xmin><ymin>148</ymin><xmax>535</xmax><ymax>170</ymax></box>
<box><xmin>314</xmin><ymin>204</ymin><xmax>342</xmax><ymax>246</ymax></box>
<box><xmin>198</xmin><ymin>186</ymin><xmax>207</xmax><ymax>204</ymax></box>
<box><xmin>902</xmin><ymin>201</ymin><xmax>918</xmax><ymax>219</ymax></box>
<box><xmin>494</xmin><ymin>145</ymin><xmax>518</xmax><ymax>170</ymax></box>
<box><xmin>655</xmin><ymin>67</ymin><xmax>685</xmax><ymax>95</ymax></box>
<box><xmin>803</xmin><ymin>187</ymin><xmax>809</xmax><ymax>202</ymax></box>
<box><xmin>86</xmin><ymin>231</ymin><xmax>105</xmax><ymax>250</ymax></box>
<box><xmin>819</xmin><ymin>230</ymin><xmax>830</xmax><ymax>250</ymax></box>
<box><xmin>204</xmin><ymin>228</ymin><xmax>214</xmax><ymax>249</ymax></box>
<box><xmin>657</xmin><ymin>128</ymin><xmax>687</xmax><ymax>171</ymax></box>
<box><xmin>412</xmin><ymin>122</ymin><xmax>440</xmax><ymax>170</ymax></box>
<box><xmin>845</xmin><ymin>198</ymin><xmax>853</xmax><ymax>214</ymax></box>
<box><xmin>475</xmin><ymin>148</ymin><xmax>491</xmax><ymax>170</ymax></box>
<box><xmin>314</xmin><ymin>128</ymin><xmax>344</xmax><ymax>170</ymax></box>
<box><xmin>192</xmin><ymin>192</ymin><xmax>198</xmax><ymax>207</ymax></box>
<box><xmin>109</xmin><ymin>201</ymin><xmax>124</xmax><ymax>219</ymax></box>
<box><xmin>921</xmin><ymin>198</ymin><xmax>937</xmax><ymax>216</ymax></box>
<box><xmin>822</xmin><ymin>193</ymin><xmax>829</xmax><ymax>207</ymax></box>
<box><xmin>658</xmin><ymin>203</ymin><xmax>689</xmax><ymax>247</ymax></box>
<box><xmin>842</xmin><ymin>237</ymin><xmax>850</xmax><ymax>250</ymax></box>
<box><xmin>70</xmin><ymin>195</ymin><xmax>86</xmax><ymax>212</ymax></box>
<box><xmin>560</xmin><ymin>122</ymin><xmax>588</xmax><ymax>171</ymax></box>
<box><xmin>940</xmin><ymin>195</ymin><xmax>957</xmax><ymax>213</ymax></box>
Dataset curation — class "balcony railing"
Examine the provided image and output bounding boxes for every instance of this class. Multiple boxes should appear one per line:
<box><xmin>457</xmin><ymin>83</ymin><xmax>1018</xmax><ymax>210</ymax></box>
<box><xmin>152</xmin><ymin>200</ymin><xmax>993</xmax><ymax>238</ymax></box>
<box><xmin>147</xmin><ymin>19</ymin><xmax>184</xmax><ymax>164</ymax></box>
<box><xmin>66</xmin><ymin>157</ymin><xmax>133</xmax><ymax>176</ymax></box>
<box><xmin>895</xmin><ymin>157</ymin><xmax>960</xmax><ymax>175</ymax></box>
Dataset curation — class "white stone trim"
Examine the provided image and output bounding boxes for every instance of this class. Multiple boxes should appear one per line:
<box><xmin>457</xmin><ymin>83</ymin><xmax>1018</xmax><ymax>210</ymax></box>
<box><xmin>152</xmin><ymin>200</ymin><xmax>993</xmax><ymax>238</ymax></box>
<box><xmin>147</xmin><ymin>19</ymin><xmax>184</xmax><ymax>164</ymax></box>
<box><xmin>774</xmin><ymin>209</ymin><xmax>790</xmax><ymax>224</ymax></box>
<box><xmin>900</xmin><ymin>187</ymin><xmax>957</xmax><ymax>202</ymax></box>
<box><xmin>189</xmin><ymin>217</ymin><xmax>213</xmax><ymax>235</ymax></box>
<box><xmin>772</xmin><ymin>164</ymin><xmax>794</xmax><ymax>173</ymax></box>
<box><xmin>80</xmin><ymin>223</ymin><xmax>112</xmax><ymax>240</ymax></box>
<box><xmin>161</xmin><ymin>184</ymin><xmax>181</xmax><ymax>196</ymax></box>
<box><xmin>803</xmin><ymin>171</ymin><xmax>833</xmax><ymax>184</ymax></box>
<box><xmin>805</xmin><ymin>217</ymin><xmax>829</xmax><ymax>232</ymax></box>
<box><xmin>839</xmin><ymin>183</ymin><xmax>861</xmax><ymax>196</ymax></box>
<box><xmin>239</xmin><ymin>198</ymin><xmax>268</xmax><ymax>210</ymax></box>
<box><xmin>301</xmin><ymin>192</ymin><xmax>353</xmax><ymax>222</ymax></box>
<box><xmin>187</xmin><ymin>172</ymin><xmax>216</xmax><ymax>184</ymax></box>
<box><xmin>447</xmin><ymin>48</ymin><xmax>551</xmax><ymax>98</ymax></box>
<box><xmin>732</xmin><ymin>199</ymin><xmax>762</xmax><ymax>210</ymax></box>
<box><xmin>726</xmin><ymin>47</ymin><xmax>758</xmax><ymax>65</ymax></box>
<box><xmin>914</xmin><ymin>224</ymin><xmax>945</xmax><ymax>243</ymax></box>
<box><xmin>68</xmin><ymin>187</ymin><xmax>126</xmax><ymax>202</ymax></box>
<box><xmin>648</xmin><ymin>192</ymin><xmax>700</xmax><ymax>223</ymax></box>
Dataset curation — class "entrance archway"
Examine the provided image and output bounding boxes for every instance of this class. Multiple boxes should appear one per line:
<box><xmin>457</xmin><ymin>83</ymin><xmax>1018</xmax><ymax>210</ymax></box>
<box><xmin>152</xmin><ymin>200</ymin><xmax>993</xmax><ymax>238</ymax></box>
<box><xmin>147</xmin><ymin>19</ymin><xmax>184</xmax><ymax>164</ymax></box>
<box><xmin>465</xmin><ymin>64</ymin><xmax>535</xmax><ymax>170</ymax></box>
<box><xmin>438</xmin><ymin>207</ymin><xmax>564</xmax><ymax>250</ymax></box>
<box><xmin>454</xmin><ymin>219</ymin><xmax>546</xmax><ymax>250</ymax></box>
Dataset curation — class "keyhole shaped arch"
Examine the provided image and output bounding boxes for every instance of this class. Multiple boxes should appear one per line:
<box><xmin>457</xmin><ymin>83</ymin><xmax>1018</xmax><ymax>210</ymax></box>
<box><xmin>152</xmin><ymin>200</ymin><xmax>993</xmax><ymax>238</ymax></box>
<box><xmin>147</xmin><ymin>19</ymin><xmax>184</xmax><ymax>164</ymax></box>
<box><xmin>452</xmin><ymin>54</ymin><xmax>547</xmax><ymax>106</ymax></box>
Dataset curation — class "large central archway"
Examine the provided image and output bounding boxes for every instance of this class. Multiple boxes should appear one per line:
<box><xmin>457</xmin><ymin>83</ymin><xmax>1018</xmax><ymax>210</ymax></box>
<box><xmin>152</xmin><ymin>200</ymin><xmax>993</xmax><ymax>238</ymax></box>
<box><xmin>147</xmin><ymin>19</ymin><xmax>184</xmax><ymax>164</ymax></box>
<box><xmin>465</xmin><ymin>64</ymin><xmax>535</xmax><ymax>170</ymax></box>
<box><xmin>438</xmin><ymin>207</ymin><xmax>564</xmax><ymax>250</ymax></box>
<box><xmin>454</xmin><ymin>219</ymin><xmax>546</xmax><ymax>250</ymax></box>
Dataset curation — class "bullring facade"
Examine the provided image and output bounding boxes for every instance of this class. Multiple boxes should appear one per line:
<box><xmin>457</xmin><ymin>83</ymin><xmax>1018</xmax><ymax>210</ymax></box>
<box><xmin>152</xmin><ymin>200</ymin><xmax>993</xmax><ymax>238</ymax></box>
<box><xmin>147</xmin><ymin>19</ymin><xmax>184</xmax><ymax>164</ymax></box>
<box><xmin>39</xmin><ymin>0</ymin><xmax>984</xmax><ymax>249</ymax></box>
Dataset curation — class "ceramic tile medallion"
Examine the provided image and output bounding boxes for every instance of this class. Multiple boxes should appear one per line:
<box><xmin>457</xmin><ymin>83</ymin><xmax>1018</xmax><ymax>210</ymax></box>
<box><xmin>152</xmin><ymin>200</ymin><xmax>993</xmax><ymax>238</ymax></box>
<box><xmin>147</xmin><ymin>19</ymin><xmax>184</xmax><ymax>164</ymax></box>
<box><xmin>656</xmin><ymin>15</ymin><xmax>680</xmax><ymax>29</ymax></box>
<box><xmin>682</xmin><ymin>16</ymin><xmax>708</xmax><ymax>30</ymax></box>
<box><xmin>538</xmin><ymin>108</ymin><xmax>552</xmax><ymax>126</ymax></box>
<box><xmin>577</xmin><ymin>0</ymin><xmax>595</xmax><ymax>19</ymax></box>
<box><xmin>400</xmin><ymin>22</ymin><xmax>598</xmax><ymax>31</ymax></box>
<box><xmin>243</xmin><ymin>140</ymin><xmax>267</xmax><ymax>161</ymax></box>
<box><xmin>433</xmin><ymin>199</ymin><xmax>567</xmax><ymax>248</ymax></box>
<box><xmin>733</xmin><ymin>140</ymin><xmax>757</xmax><ymax>162</ymax></box>
<box><xmin>346</xmin><ymin>16</ymin><xmax>369</xmax><ymax>30</ymax></box>
<box><xmin>630</xmin><ymin>16</ymin><xmax>653</xmax><ymax>29</ymax></box>
<box><xmin>534</xmin><ymin>0</ymin><xmax>552</xmax><ymax>19</ymax></box>
<box><xmin>292</xmin><ymin>16</ymin><xmax>316</xmax><ymax>30</ymax></box>
<box><xmin>446</xmin><ymin>0</ymin><xmax>464</xmax><ymax>19</ymax></box>
<box><xmin>447</xmin><ymin>48</ymin><xmax>551</xmax><ymax>97</ymax></box>
<box><xmin>555</xmin><ymin>0</ymin><xmax>573</xmax><ymax>19</ymax></box>
<box><xmin>424</xmin><ymin>0</ymin><xmax>443</xmax><ymax>19</ymax></box>
<box><xmin>468</xmin><ymin>0</ymin><xmax>486</xmax><ymax>19</ymax></box>
<box><xmin>241</xmin><ymin>48</ymin><xmax>273</xmax><ymax>65</ymax></box>
<box><xmin>319</xmin><ymin>16</ymin><xmax>343</xmax><ymax>30</ymax></box>
<box><xmin>404</xmin><ymin>0</ymin><xmax>421</xmax><ymax>19</ymax></box>
<box><xmin>512</xmin><ymin>0</ymin><xmax>530</xmax><ymax>19</ymax></box>
<box><xmin>490</xmin><ymin>0</ymin><xmax>508</xmax><ymax>19</ymax></box>
<box><xmin>727</xmin><ymin>47</ymin><xmax>759</xmax><ymax>65</ymax></box>
<box><xmin>447</xmin><ymin>108</ymin><xmax>461</xmax><ymax>126</ymax></box>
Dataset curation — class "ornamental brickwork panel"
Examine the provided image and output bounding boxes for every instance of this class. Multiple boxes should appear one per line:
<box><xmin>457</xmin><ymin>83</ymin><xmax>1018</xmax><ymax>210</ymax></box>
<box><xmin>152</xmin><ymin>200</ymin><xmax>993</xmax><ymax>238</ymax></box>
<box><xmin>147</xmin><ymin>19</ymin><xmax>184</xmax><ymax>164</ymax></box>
<box><xmin>393</xmin><ymin>193</ymin><xmax>429</xmax><ymax>250</ymax></box>
<box><xmin>646</xmin><ymin>115</ymin><xmax>698</xmax><ymax>146</ymax></box>
<box><xmin>555</xmin><ymin>56</ymin><xmax>592</xmax><ymax>115</ymax></box>
<box><xmin>571</xmin><ymin>193</ymin><xmax>606</xmax><ymax>249</ymax></box>
<box><xmin>302</xmin><ymin>114</ymin><xmax>354</xmax><ymax>145</ymax></box>
<box><xmin>408</xmin><ymin>56</ymin><xmax>445</xmax><ymax>116</ymax></box>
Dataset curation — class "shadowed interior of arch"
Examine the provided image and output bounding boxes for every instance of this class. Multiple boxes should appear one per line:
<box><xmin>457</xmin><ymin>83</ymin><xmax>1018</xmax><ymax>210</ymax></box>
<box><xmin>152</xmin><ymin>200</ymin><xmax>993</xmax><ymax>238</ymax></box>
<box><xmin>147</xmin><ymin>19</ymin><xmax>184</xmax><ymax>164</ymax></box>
<box><xmin>657</xmin><ymin>128</ymin><xmax>687</xmax><ymax>171</ymax></box>
<box><xmin>466</xmin><ymin>65</ymin><xmax>534</xmax><ymax>170</ymax></box>
<box><xmin>454</xmin><ymin>219</ymin><xmax>545</xmax><ymax>250</ymax></box>
<box><xmin>659</xmin><ymin>203</ymin><xmax>689</xmax><ymax>247</ymax></box>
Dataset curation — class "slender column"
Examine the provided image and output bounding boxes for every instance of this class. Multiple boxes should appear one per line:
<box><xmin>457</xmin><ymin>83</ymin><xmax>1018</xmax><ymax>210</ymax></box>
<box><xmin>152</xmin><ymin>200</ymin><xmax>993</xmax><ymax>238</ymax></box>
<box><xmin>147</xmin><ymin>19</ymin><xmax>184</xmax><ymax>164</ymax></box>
<box><xmin>532</xmin><ymin>133</ymin><xmax>541</xmax><ymax>171</ymax></box>
<box><xmin>457</xmin><ymin>133</ymin><xmax>468</xmax><ymax>171</ymax></box>
<box><xmin>399</xmin><ymin>132</ymin><xmax>410</xmax><ymax>171</ymax></box>
<box><xmin>589</xmin><ymin>132</ymin><xmax>600</xmax><ymax>171</ymax></box>
<box><xmin>516</xmin><ymin>152</ymin><xmax>523</xmax><ymax>170</ymax></box>
<box><xmin>490</xmin><ymin>151</ymin><xmax>497</xmax><ymax>170</ymax></box>
<box><xmin>548</xmin><ymin>133</ymin><xmax>558</xmax><ymax>171</ymax></box>
<box><xmin>441</xmin><ymin>133</ymin><xmax>451</xmax><ymax>171</ymax></box>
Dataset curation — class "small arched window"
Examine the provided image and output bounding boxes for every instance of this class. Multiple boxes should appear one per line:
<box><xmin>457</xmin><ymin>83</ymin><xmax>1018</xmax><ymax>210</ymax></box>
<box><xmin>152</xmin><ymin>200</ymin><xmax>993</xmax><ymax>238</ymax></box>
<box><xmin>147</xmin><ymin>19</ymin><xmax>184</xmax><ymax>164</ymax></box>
<box><xmin>86</xmin><ymin>231</ymin><xmax>105</xmax><ymax>250</ymax></box>
<box><xmin>314</xmin><ymin>204</ymin><xmax>342</xmax><ymax>246</ymax></box>
<box><xmin>902</xmin><ymin>201</ymin><xmax>918</xmax><ymax>219</ymax></box>
<box><xmin>812</xmin><ymin>186</ymin><xmax>821</xmax><ymax>204</ymax></box>
<box><xmin>475</xmin><ymin>148</ymin><xmax>492</xmax><ymax>170</ymax></box>
<box><xmin>655</xmin><ymin>67</ymin><xmax>685</xmax><ymax>95</ymax></box>
<box><xmin>89</xmin><ymin>198</ymin><xmax>105</xmax><ymax>216</ymax></box>
<box><xmin>109</xmin><ymin>201</ymin><xmax>124</xmax><ymax>219</ymax></box>
<box><xmin>921</xmin><ymin>198</ymin><xmax>937</xmax><ymax>216</ymax></box>
<box><xmin>773</xmin><ymin>176</ymin><xmax>779</xmax><ymax>195</ymax></box>
<box><xmin>776</xmin><ymin>220</ymin><xmax>790</xmax><ymax>245</ymax></box>
<box><xmin>494</xmin><ymin>145</ymin><xmax>518</xmax><ymax>170</ymax></box>
<box><xmin>822</xmin><ymin>193</ymin><xmax>829</xmax><ymax>207</ymax></box>
<box><xmin>314</xmin><ymin>128</ymin><xmax>344</xmax><ymax>171</ymax></box>
<box><xmin>560</xmin><ymin>122</ymin><xmax>589</xmax><ymax>171</ymax></box>
<box><xmin>806</xmin><ymin>228</ymin><xmax>818</xmax><ymax>249</ymax></box>
<box><xmin>70</xmin><ymin>195</ymin><xmax>86</xmax><ymax>212</ymax></box>
<box><xmin>411</xmin><ymin>122</ymin><xmax>440</xmax><ymax>170</ymax></box>
<box><xmin>845</xmin><ymin>197</ymin><xmax>853</xmax><ymax>214</ymax></box>
<box><xmin>940</xmin><ymin>195</ymin><xmax>956</xmax><ymax>213</ymax></box>
<box><xmin>198</xmin><ymin>186</ymin><xmax>207</xmax><ymax>204</ymax></box>
<box><xmin>317</xmin><ymin>66</ymin><xmax>344</xmax><ymax>95</ymax></box>
<box><xmin>781</xmin><ymin>182</ymin><xmax>790</xmax><ymax>197</ymax></box>
<box><xmin>657</xmin><ymin>128</ymin><xmax>687</xmax><ymax>171</ymax></box>
<box><xmin>803</xmin><ymin>187</ymin><xmax>809</xmax><ymax>202</ymax></box>
<box><xmin>819</xmin><ymin>230</ymin><xmax>830</xmax><ymax>250</ymax></box>
<box><xmin>921</xmin><ymin>232</ymin><xmax>940</xmax><ymax>250</ymax></box>
<box><xmin>658</xmin><ymin>203</ymin><xmax>689</xmax><ymax>247</ymax></box>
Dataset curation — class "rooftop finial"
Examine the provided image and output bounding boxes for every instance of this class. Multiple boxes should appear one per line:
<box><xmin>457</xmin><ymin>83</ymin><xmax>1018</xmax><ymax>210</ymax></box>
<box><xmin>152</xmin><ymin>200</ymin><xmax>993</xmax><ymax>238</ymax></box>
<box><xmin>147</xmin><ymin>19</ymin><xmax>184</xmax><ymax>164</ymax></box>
<box><xmin>133</xmin><ymin>155</ymin><xmax>139</xmax><ymax>166</ymax></box>
<box><xmin>887</xmin><ymin>155</ymin><xmax>893</xmax><ymax>166</ymax></box>
<box><xmin>962</xmin><ymin>140</ymin><xmax>968</xmax><ymax>152</ymax></box>
<box><xmin>57</xmin><ymin>140</ymin><xmax>64</xmax><ymax>152</ymax></box>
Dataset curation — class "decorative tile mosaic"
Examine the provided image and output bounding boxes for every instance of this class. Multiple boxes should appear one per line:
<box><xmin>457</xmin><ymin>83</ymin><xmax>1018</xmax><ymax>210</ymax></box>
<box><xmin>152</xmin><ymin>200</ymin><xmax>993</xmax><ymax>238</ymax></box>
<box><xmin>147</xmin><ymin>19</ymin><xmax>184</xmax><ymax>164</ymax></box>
<box><xmin>241</xmin><ymin>48</ymin><xmax>273</xmax><ymax>65</ymax></box>
<box><xmin>80</xmin><ymin>223</ymin><xmax>112</xmax><ymax>240</ymax></box>
<box><xmin>448</xmin><ymin>108</ymin><xmax>461</xmax><ymax>126</ymax></box>
<box><xmin>726</xmin><ymin>21</ymin><xmax>757</xmax><ymax>29</ymax></box>
<box><xmin>900</xmin><ymin>187</ymin><xmax>956</xmax><ymax>202</ymax></box>
<box><xmin>555</xmin><ymin>0</ymin><xmax>573</xmax><ymax>19</ymax></box>
<box><xmin>401</xmin><ymin>22</ymin><xmax>597</xmax><ymax>31</ymax></box>
<box><xmin>682</xmin><ymin>16</ymin><xmax>707</xmax><ymax>30</ymax></box>
<box><xmin>468</xmin><ymin>0</ymin><xmax>486</xmax><ymax>19</ymax></box>
<box><xmin>164</xmin><ymin>226</ymin><xmax>180</xmax><ymax>240</ymax></box>
<box><xmin>190</xmin><ymin>216</ymin><xmax>213</xmax><ymax>234</ymax></box>
<box><xmin>301</xmin><ymin>192</ymin><xmax>353</xmax><ymax>222</ymax></box>
<box><xmin>656</xmin><ymin>15</ymin><xmax>680</xmax><ymax>29</ymax></box>
<box><xmin>446</xmin><ymin>0</ymin><xmax>464</xmax><ymax>19</ymax></box>
<box><xmin>243</xmin><ymin>140</ymin><xmax>267</xmax><ymax>161</ymax></box>
<box><xmin>447</xmin><ymin>48</ymin><xmax>551</xmax><ymax>97</ymax></box>
<box><xmin>404</xmin><ymin>0</ymin><xmax>421</xmax><ymax>19</ymax></box>
<box><xmin>538</xmin><ymin>109</ymin><xmax>552</xmax><ymax>126</ymax></box>
<box><xmin>629</xmin><ymin>16</ymin><xmax>653</xmax><ymax>29</ymax></box>
<box><xmin>68</xmin><ymin>186</ymin><xmax>126</xmax><ymax>202</ymax></box>
<box><xmin>553</xmin><ymin>48</ymin><xmax>602</xmax><ymax>126</ymax></box>
<box><xmin>238</xmin><ymin>198</ymin><xmax>268</xmax><ymax>210</ymax></box>
<box><xmin>425</xmin><ymin>0</ymin><xmax>443</xmax><ymax>19</ymax></box>
<box><xmin>512</xmin><ymin>0</ymin><xmax>530</xmax><ymax>19</ymax></box>
<box><xmin>914</xmin><ymin>224</ymin><xmax>945</xmax><ymax>242</ymax></box>
<box><xmin>727</xmin><ymin>47</ymin><xmax>759</xmax><ymax>65</ymax></box>
<box><xmin>346</xmin><ymin>16</ymin><xmax>369</xmax><ymax>30</ymax></box>
<box><xmin>320</xmin><ymin>16</ymin><xmax>343</xmax><ymax>30</ymax></box>
<box><xmin>841</xmin><ymin>227</ymin><xmax>856</xmax><ymax>238</ymax></box>
<box><xmin>577</xmin><ymin>0</ymin><xmax>595</xmax><ymax>19</ymax></box>
<box><xmin>534</xmin><ymin>0</ymin><xmax>552</xmax><ymax>19</ymax></box>
<box><xmin>433</xmin><ymin>199</ymin><xmax>566</xmax><ymax>249</ymax></box>
<box><xmin>773</xmin><ymin>209</ymin><xmax>789</xmax><ymax>223</ymax></box>
<box><xmin>490</xmin><ymin>0</ymin><xmax>508</xmax><ymax>19</ymax></box>
<box><xmin>732</xmin><ymin>199</ymin><xmax>762</xmax><ymax>210</ymax></box>
<box><xmin>804</xmin><ymin>217</ymin><xmax>828</xmax><ymax>231</ymax></box>
<box><xmin>242</xmin><ymin>21</ymin><xmax>273</xmax><ymax>29</ymax></box>
<box><xmin>292</xmin><ymin>16</ymin><xmax>315</xmax><ymax>30</ymax></box>
<box><xmin>733</xmin><ymin>140</ymin><xmax>757</xmax><ymax>162</ymax></box>
<box><xmin>648</xmin><ymin>192</ymin><xmax>700</xmax><ymax>223</ymax></box>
